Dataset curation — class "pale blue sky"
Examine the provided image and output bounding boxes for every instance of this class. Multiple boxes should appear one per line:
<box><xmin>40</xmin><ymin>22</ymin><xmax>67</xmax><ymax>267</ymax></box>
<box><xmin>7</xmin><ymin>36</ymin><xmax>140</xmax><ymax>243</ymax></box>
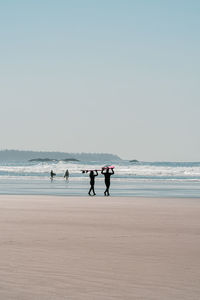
<box><xmin>0</xmin><ymin>0</ymin><xmax>199</xmax><ymax>160</ymax></box>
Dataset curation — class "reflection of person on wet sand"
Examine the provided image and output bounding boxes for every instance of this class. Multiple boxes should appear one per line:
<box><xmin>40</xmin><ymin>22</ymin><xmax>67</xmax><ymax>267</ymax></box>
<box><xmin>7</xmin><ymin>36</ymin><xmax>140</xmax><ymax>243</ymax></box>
<box><xmin>101</xmin><ymin>168</ymin><xmax>114</xmax><ymax>196</ymax></box>
<box><xmin>64</xmin><ymin>169</ymin><xmax>69</xmax><ymax>180</ymax></box>
<box><xmin>88</xmin><ymin>170</ymin><xmax>98</xmax><ymax>196</ymax></box>
<box><xmin>50</xmin><ymin>170</ymin><xmax>56</xmax><ymax>180</ymax></box>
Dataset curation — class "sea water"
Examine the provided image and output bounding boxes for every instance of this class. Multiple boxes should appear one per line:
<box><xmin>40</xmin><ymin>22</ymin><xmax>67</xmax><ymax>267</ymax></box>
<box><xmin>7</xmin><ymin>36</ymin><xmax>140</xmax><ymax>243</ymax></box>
<box><xmin>0</xmin><ymin>160</ymin><xmax>200</xmax><ymax>197</ymax></box>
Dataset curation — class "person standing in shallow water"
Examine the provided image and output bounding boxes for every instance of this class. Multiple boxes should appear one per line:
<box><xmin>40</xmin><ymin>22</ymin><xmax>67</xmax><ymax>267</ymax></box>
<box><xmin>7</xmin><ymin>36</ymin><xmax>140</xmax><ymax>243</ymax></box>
<box><xmin>88</xmin><ymin>170</ymin><xmax>98</xmax><ymax>196</ymax></box>
<box><xmin>64</xmin><ymin>169</ymin><xmax>69</xmax><ymax>180</ymax></box>
<box><xmin>101</xmin><ymin>168</ymin><xmax>114</xmax><ymax>196</ymax></box>
<box><xmin>50</xmin><ymin>170</ymin><xmax>56</xmax><ymax>180</ymax></box>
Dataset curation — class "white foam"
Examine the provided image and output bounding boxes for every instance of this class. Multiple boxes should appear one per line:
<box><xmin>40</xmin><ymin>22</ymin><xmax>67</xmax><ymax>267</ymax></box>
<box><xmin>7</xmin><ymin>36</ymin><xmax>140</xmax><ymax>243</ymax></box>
<box><xmin>1</xmin><ymin>161</ymin><xmax>200</xmax><ymax>179</ymax></box>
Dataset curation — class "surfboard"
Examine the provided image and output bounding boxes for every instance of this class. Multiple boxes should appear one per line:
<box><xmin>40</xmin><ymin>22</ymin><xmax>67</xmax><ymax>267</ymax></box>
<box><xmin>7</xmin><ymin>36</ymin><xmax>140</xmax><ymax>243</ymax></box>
<box><xmin>103</xmin><ymin>165</ymin><xmax>115</xmax><ymax>169</ymax></box>
<box><xmin>81</xmin><ymin>166</ymin><xmax>115</xmax><ymax>173</ymax></box>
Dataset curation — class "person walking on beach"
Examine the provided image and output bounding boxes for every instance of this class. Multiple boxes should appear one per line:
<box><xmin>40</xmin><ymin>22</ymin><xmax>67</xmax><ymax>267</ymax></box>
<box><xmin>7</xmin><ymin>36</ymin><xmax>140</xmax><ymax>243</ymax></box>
<box><xmin>88</xmin><ymin>170</ymin><xmax>98</xmax><ymax>196</ymax></box>
<box><xmin>101</xmin><ymin>167</ymin><xmax>114</xmax><ymax>196</ymax></box>
<box><xmin>64</xmin><ymin>169</ymin><xmax>69</xmax><ymax>180</ymax></box>
<box><xmin>50</xmin><ymin>170</ymin><xmax>56</xmax><ymax>180</ymax></box>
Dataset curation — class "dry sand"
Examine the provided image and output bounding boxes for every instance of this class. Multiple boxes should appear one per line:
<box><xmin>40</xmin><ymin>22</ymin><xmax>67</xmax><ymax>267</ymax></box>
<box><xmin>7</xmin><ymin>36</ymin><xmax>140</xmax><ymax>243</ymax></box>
<box><xmin>0</xmin><ymin>195</ymin><xmax>200</xmax><ymax>300</ymax></box>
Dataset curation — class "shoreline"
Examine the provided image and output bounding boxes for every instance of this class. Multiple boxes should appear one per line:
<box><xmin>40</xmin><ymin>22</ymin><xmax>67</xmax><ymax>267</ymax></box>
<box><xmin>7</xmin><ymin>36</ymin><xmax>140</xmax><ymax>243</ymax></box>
<box><xmin>0</xmin><ymin>195</ymin><xmax>200</xmax><ymax>299</ymax></box>
<box><xmin>1</xmin><ymin>193</ymin><xmax>200</xmax><ymax>199</ymax></box>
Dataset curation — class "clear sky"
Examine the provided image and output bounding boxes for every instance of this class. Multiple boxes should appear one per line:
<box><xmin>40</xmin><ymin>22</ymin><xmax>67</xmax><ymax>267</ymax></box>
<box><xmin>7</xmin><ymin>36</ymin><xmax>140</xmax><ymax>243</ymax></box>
<box><xmin>0</xmin><ymin>0</ymin><xmax>199</xmax><ymax>161</ymax></box>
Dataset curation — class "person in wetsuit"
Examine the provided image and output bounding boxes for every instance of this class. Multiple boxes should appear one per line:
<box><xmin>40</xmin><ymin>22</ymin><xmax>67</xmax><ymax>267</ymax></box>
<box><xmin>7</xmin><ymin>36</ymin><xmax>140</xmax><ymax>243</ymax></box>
<box><xmin>64</xmin><ymin>169</ymin><xmax>69</xmax><ymax>180</ymax></box>
<box><xmin>101</xmin><ymin>167</ymin><xmax>114</xmax><ymax>196</ymax></box>
<box><xmin>88</xmin><ymin>170</ymin><xmax>98</xmax><ymax>196</ymax></box>
<box><xmin>50</xmin><ymin>170</ymin><xmax>56</xmax><ymax>180</ymax></box>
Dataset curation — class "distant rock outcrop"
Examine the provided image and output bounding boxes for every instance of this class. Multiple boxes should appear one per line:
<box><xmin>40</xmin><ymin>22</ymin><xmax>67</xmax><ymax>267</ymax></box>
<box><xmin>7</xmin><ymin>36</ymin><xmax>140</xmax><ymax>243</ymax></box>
<box><xmin>129</xmin><ymin>159</ymin><xmax>139</xmax><ymax>163</ymax></box>
<box><xmin>29</xmin><ymin>158</ymin><xmax>58</xmax><ymax>162</ymax></box>
<box><xmin>62</xmin><ymin>158</ymin><xmax>79</xmax><ymax>162</ymax></box>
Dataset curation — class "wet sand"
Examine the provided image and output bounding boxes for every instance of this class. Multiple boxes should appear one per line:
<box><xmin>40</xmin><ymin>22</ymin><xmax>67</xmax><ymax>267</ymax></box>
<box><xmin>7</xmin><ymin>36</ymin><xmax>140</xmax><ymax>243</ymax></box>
<box><xmin>0</xmin><ymin>195</ymin><xmax>200</xmax><ymax>299</ymax></box>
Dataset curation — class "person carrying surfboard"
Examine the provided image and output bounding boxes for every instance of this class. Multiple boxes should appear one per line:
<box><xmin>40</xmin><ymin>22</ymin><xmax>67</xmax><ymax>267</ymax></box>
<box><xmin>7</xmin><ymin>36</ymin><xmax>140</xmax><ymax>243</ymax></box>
<box><xmin>88</xmin><ymin>170</ymin><xmax>98</xmax><ymax>196</ymax></box>
<box><xmin>101</xmin><ymin>167</ymin><xmax>114</xmax><ymax>196</ymax></box>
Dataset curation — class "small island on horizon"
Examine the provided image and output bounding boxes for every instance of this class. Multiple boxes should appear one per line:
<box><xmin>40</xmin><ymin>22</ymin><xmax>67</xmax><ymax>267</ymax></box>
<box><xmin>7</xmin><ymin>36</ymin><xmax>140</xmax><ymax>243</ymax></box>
<box><xmin>129</xmin><ymin>159</ymin><xmax>139</xmax><ymax>163</ymax></box>
<box><xmin>0</xmin><ymin>150</ymin><xmax>122</xmax><ymax>162</ymax></box>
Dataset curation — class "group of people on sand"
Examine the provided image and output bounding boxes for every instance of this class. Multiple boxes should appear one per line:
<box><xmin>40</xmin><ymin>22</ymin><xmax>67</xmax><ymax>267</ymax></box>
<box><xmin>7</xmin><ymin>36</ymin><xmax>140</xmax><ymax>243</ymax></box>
<box><xmin>50</xmin><ymin>167</ymin><xmax>114</xmax><ymax>196</ymax></box>
<box><xmin>88</xmin><ymin>167</ymin><xmax>114</xmax><ymax>196</ymax></box>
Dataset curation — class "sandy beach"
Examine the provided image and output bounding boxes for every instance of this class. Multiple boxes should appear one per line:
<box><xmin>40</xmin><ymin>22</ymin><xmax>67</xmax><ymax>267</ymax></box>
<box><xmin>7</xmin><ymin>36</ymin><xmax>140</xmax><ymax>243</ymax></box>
<box><xmin>0</xmin><ymin>195</ymin><xmax>200</xmax><ymax>300</ymax></box>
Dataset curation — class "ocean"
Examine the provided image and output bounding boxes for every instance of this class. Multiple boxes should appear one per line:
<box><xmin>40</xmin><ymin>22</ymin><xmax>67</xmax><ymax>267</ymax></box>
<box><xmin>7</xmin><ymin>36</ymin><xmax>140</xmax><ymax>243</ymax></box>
<box><xmin>0</xmin><ymin>160</ymin><xmax>200</xmax><ymax>197</ymax></box>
